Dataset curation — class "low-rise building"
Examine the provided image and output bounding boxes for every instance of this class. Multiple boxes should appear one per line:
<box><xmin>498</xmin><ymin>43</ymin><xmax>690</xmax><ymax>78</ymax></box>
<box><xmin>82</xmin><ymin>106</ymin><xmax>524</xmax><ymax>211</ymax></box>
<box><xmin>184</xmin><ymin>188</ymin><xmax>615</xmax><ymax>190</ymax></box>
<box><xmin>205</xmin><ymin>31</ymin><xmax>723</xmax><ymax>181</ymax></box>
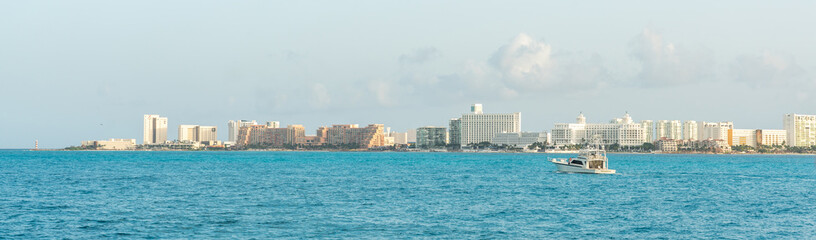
<box><xmin>299</xmin><ymin>135</ymin><xmax>323</xmax><ymax>146</ymax></box>
<box><xmin>81</xmin><ymin>139</ymin><xmax>137</xmax><ymax>150</ymax></box>
<box><xmin>728</xmin><ymin>129</ymin><xmax>757</xmax><ymax>147</ymax></box>
<box><xmin>723</xmin><ymin>129</ymin><xmax>788</xmax><ymax>147</ymax></box>
<box><xmin>694</xmin><ymin>139</ymin><xmax>732</xmax><ymax>153</ymax></box>
<box><xmin>491</xmin><ymin>132</ymin><xmax>548</xmax><ymax>149</ymax></box>
<box><xmin>655</xmin><ymin>138</ymin><xmax>679</xmax><ymax>152</ymax></box>
<box><xmin>757</xmin><ymin>129</ymin><xmax>787</xmax><ymax>146</ymax></box>
<box><xmin>200</xmin><ymin>140</ymin><xmax>223</xmax><ymax>146</ymax></box>
<box><xmin>141</xmin><ymin>141</ymin><xmax>202</xmax><ymax>150</ymax></box>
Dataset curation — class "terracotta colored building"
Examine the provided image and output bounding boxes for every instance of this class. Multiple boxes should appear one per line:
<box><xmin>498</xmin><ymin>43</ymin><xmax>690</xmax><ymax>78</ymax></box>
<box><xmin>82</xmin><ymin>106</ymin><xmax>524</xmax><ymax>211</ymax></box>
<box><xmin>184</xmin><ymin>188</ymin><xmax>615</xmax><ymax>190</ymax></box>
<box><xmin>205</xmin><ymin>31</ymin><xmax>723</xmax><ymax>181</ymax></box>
<box><xmin>318</xmin><ymin>124</ymin><xmax>385</xmax><ymax>148</ymax></box>
<box><xmin>237</xmin><ymin>124</ymin><xmax>306</xmax><ymax>147</ymax></box>
<box><xmin>238</xmin><ymin>123</ymin><xmax>386</xmax><ymax>149</ymax></box>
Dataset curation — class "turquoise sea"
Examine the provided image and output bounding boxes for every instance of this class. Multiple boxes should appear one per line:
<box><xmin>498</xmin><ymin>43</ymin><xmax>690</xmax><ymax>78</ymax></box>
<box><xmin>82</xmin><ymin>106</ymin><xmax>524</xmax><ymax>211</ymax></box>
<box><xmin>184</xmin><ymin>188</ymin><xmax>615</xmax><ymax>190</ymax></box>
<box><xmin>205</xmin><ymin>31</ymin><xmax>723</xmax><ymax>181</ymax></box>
<box><xmin>1</xmin><ymin>150</ymin><xmax>815</xmax><ymax>239</ymax></box>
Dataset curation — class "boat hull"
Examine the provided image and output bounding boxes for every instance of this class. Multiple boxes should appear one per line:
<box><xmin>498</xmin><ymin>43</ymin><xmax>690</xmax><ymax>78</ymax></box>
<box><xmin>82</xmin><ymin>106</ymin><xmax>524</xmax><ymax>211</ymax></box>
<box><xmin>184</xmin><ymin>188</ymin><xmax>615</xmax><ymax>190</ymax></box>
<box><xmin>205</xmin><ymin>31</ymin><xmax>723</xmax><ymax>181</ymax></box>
<box><xmin>551</xmin><ymin>161</ymin><xmax>616</xmax><ymax>174</ymax></box>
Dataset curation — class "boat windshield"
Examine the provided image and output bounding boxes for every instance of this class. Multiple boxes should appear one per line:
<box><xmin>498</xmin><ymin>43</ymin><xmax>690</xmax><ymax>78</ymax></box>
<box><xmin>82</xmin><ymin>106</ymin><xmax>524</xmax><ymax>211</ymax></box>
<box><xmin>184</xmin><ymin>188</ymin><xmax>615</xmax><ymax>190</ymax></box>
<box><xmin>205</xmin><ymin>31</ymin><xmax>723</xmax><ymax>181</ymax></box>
<box><xmin>581</xmin><ymin>150</ymin><xmax>605</xmax><ymax>159</ymax></box>
<box><xmin>570</xmin><ymin>160</ymin><xmax>584</xmax><ymax>166</ymax></box>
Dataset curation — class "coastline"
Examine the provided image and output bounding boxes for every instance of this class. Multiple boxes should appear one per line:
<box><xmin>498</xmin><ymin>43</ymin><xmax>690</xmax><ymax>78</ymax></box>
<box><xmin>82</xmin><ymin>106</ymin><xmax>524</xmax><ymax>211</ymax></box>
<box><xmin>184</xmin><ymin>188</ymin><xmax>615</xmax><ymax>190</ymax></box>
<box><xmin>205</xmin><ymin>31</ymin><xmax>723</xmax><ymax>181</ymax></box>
<box><xmin>33</xmin><ymin>148</ymin><xmax>816</xmax><ymax>155</ymax></box>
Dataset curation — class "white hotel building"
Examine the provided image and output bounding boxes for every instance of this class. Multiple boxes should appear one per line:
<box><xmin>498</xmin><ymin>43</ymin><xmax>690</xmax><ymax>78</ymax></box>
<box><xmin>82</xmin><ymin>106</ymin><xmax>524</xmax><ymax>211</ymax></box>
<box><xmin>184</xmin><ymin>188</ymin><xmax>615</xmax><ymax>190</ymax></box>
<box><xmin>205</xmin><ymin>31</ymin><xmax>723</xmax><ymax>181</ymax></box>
<box><xmin>698</xmin><ymin>121</ymin><xmax>733</xmax><ymax>141</ymax></box>
<box><xmin>656</xmin><ymin>120</ymin><xmax>682</xmax><ymax>140</ymax></box>
<box><xmin>179</xmin><ymin>125</ymin><xmax>218</xmax><ymax>143</ymax></box>
<box><xmin>728</xmin><ymin>129</ymin><xmax>787</xmax><ymax>147</ymax></box>
<box><xmin>757</xmin><ymin>129</ymin><xmax>787</xmax><ymax>146</ymax></box>
<box><xmin>784</xmin><ymin>113</ymin><xmax>816</xmax><ymax>147</ymax></box>
<box><xmin>451</xmin><ymin>104</ymin><xmax>521</xmax><ymax>146</ymax></box>
<box><xmin>683</xmin><ymin>120</ymin><xmax>698</xmax><ymax>141</ymax></box>
<box><xmin>551</xmin><ymin>113</ymin><xmax>645</xmax><ymax>147</ymax></box>
<box><xmin>143</xmin><ymin>114</ymin><xmax>168</xmax><ymax>144</ymax></box>
<box><xmin>641</xmin><ymin>120</ymin><xmax>654</xmax><ymax>143</ymax></box>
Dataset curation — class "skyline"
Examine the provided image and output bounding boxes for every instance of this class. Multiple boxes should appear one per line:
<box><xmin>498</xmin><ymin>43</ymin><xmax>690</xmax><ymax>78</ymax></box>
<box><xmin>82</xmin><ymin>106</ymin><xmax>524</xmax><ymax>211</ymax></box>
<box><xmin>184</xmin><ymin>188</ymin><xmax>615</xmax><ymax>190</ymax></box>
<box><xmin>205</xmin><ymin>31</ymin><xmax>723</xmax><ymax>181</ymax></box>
<box><xmin>3</xmin><ymin>1</ymin><xmax>816</xmax><ymax>148</ymax></box>
<box><xmin>60</xmin><ymin>109</ymin><xmax>816</xmax><ymax>148</ymax></box>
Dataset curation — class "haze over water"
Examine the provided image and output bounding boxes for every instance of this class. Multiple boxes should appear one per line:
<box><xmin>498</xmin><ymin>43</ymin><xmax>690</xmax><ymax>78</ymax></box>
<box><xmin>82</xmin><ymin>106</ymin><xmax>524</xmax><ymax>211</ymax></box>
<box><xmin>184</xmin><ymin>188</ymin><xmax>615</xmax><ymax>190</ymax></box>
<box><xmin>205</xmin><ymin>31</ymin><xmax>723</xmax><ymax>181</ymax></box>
<box><xmin>3</xmin><ymin>1</ymin><xmax>816</xmax><ymax>148</ymax></box>
<box><xmin>2</xmin><ymin>150</ymin><xmax>814</xmax><ymax>238</ymax></box>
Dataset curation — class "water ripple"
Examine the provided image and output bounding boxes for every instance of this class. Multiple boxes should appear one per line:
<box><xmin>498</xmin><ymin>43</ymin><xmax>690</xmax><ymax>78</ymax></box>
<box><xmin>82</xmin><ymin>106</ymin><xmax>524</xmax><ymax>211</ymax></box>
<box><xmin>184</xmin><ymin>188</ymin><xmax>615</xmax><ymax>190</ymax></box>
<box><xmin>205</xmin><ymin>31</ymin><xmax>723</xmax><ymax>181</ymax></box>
<box><xmin>0</xmin><ymin>151</ymin><xmax>814</xmax><ymax>238</ymax></box>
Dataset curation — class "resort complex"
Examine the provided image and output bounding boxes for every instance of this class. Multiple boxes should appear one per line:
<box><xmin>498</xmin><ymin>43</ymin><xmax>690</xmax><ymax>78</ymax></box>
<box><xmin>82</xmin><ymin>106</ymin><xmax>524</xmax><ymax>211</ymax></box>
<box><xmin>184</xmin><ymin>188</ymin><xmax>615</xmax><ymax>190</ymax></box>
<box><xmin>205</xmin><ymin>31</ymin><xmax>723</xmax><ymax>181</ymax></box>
<box><xmin>75</xmin><ymin>104</ymin><xmax>816</xmax><ymax>153</ymax></box>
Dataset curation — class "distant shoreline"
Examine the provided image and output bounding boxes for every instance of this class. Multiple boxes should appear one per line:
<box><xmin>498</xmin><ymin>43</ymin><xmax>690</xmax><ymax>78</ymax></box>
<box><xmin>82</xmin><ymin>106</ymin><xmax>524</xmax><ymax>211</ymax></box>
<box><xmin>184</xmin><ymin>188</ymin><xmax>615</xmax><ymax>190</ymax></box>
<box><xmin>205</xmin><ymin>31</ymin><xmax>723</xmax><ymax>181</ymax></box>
<box><xmin>22</xmin><ymin>148</ymin><xmax>816</xmax><ymax>156</ymax></box>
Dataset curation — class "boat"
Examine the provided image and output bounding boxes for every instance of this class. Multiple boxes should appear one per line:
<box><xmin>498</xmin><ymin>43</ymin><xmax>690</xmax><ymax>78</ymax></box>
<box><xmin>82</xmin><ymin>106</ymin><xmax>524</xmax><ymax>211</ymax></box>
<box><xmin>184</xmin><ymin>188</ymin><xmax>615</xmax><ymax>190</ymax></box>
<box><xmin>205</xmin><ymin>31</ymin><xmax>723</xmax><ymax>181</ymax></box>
<box><xmin>550</xmin><ymin>141</ymin><xmax>616</xmax><ymax>174</ymax></box>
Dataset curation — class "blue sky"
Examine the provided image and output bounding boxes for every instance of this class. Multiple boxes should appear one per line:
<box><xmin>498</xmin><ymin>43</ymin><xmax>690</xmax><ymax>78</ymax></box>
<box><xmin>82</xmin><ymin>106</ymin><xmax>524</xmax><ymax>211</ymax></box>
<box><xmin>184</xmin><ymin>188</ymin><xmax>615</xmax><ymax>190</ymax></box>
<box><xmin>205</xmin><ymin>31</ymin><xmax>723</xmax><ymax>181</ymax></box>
<box><xmin>2</xmin><ymin>1</ymin><xmax>815</xmax><ymax>148</ymax></box>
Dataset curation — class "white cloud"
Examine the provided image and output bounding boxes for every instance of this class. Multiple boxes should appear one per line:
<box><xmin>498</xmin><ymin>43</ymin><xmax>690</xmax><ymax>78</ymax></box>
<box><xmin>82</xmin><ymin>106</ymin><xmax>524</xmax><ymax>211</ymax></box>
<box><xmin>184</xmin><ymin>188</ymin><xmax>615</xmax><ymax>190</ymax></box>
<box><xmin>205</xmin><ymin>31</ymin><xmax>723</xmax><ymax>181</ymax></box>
<box><xmin>488</xmin><ymin>33</ymin><xmax>610</xmax><ymax>92</ymax></box>
<box><xmin>369</xmin><ymin>33</ymin><xmax>609</xmax><ymax>105</ymax></box>
<box><xmin>489</xmin><ymin>33</ymin><xmax>556</xmax><ymax>89</ymax></box>
<box><xmin>629</xmin><ymin>28</ymin><xmax>715</xmax><ymax>86</ymax></box>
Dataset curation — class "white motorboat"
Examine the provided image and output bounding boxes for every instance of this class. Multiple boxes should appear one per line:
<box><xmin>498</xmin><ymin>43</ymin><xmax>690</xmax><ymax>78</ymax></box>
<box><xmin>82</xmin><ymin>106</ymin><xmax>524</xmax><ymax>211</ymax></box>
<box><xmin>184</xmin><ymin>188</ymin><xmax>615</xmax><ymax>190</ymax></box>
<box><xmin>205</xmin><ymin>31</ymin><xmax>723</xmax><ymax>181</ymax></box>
<box><xmin>550</xmin><ymin>142</ymin><xmax>616</xmax><ymax>174</ymax></box>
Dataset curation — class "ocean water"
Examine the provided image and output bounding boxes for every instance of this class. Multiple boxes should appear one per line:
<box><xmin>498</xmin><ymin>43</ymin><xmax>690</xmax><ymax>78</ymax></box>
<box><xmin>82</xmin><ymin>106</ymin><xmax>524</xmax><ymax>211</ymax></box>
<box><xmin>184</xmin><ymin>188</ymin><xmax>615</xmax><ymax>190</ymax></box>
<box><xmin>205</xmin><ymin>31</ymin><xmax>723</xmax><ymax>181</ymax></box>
<box><xmin>1</xmin><ymin>150</ymin><xmax>814</xmax><ymax>239</ymax></box>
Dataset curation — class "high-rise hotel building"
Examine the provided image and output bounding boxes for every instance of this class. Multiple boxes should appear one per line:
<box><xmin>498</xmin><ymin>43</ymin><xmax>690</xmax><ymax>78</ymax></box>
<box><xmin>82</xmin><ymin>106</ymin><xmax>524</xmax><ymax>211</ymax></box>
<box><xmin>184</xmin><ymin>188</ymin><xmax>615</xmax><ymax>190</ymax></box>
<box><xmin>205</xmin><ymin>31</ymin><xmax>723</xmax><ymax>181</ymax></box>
<box><xmin>699</xmin><ymin>121</ymin><xmax>733</xmax><ymax>141</ymax></box>
<box><xmin>784</xmin><ymin>113</ymin><xmax>816</xmax><ymax>147</ymax></box>
<box><xmin>228</xmin><ymin>120</ymin><xmax>257</xmax><ymax>143</ymax></box>
<box><xmin>640</xmin><ymin>120</ymin><xmax>654</xmax><ymax>143</ymax></box>
<box><xmin>237</xmin><ymin>124</ymin><xmax>307</xmax><ymax>147</ymax></box>
<box><xmin>179</xmin><ymin>125</ymin><xmax>218</xmax><ymax>143</ymax></box>
<box><xmin>552</xmin><ymin>113</ymin><xmax>645</xmax><ymax>146</ymax></box>
<box><xmin>319</xmin><ymin>124</ymin><xmax>386</xmax><ymax>148</ymax></box>
<box><xmin>683</xmin><ymin>120</ymin><xmax>698</xmax><ymax>141</ymax></box>
<box><xmin>448</xmin><ymin>118</ymin><xmax>461</xmax><ymax>147</ymax></box>
<box><xmin>451</xmin><ymin>104</ymin><xmax>521</xmax><ymax>147</ymax></box>
<box><xmin>656</xmin><ymin>120</ymin><xmax>682</xmax><ymax>140</ymax></box>
<box><xmin>416</xmin><ymin>126</ymin><xmax>449</xmax><ymax>148</ymax></box>
<box><xmin>143</xmin><ymin>114</ymin><xmax>168</xmax><ymax>144</ymax></box>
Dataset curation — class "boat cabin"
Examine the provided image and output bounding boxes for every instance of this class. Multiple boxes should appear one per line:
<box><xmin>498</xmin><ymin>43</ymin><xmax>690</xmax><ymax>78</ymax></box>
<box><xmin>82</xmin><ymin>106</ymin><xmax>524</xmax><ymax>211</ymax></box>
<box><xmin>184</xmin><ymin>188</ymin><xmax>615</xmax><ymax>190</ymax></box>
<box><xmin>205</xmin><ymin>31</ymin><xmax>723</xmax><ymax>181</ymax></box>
<box><xmin>571</xmin><ymin>148</ymin><xmax>608</xmax><ymax>169</ymax></box>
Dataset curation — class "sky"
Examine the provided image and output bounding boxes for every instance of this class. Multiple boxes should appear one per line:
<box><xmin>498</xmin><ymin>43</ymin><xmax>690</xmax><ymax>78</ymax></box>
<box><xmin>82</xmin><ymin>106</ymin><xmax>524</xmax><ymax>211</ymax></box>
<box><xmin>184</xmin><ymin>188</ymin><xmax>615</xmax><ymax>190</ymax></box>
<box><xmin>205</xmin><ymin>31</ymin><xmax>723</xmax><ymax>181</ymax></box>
<box><xmin>2</xmin><ymin>1</ymin><xmax>815</xmax><ymax>148</ymax></box>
